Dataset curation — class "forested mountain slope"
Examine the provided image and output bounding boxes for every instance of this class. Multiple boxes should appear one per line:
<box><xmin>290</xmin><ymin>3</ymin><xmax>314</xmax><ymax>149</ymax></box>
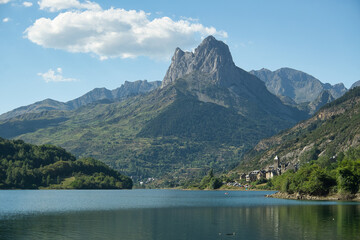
<box><xmin>0</xmin><ymin>137</ymin><xmax>132</xmax><ymax>189</ymax></box>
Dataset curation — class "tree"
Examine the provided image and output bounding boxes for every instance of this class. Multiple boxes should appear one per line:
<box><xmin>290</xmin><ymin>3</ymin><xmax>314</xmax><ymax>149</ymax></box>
<box><xmin>199</xmin><ymin>169</ymin><xmax>222</xmax><ymax>190</ymax></box>
<box><xmin>337</xmin><ymin>166</ymin><xmax>359</xmax><ymax>194</ymax></box>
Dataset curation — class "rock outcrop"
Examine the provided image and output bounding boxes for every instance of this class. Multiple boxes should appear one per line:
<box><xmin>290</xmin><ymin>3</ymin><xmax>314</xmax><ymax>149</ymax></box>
<box><xmin>250</xmin><ymin>68</ymin><xmax>347</xmax><ymax>103</ymax></box>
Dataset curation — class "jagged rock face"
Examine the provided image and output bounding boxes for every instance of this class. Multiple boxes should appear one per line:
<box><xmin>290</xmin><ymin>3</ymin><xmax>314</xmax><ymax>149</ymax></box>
<box><xmin>315</xmin><ymin>90</ymin><xmax>335</xmax><ymax>104</ymax></box>
<box><xmin>324</xmin><ymin>83</ymin><xmax>347</xmax><ymax>99</ymax></box>
<box><xmin>162</xmin><ymin>36</ymin><xmax>237</xmax><ymax>88</ymax></box>
<box><xmin>162</xmin><ymin>36</ymin><xmax>308</xmax><ymax>123</ymax></box>
<box><xmin>250</xmin><ymin>68</ymin><xmax>347</xmax><ymax>103</ymax></box>
<box><xmin>307</xmin><ymin>90</ymin><xmax>335</xmax><ymax>114</ymax></box>
<box><xmin>113</xmin><ymin>80</ymin><xmax>161</xmax><ymax>99</ymax></box>
<box><xmin>68</xmin><ymin>80</ymin><xmax>161</xmax><ymax>108</ymax></box>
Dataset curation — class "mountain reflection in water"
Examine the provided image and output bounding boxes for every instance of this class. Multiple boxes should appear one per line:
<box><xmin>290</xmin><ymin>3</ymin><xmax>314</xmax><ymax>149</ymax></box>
<box><xmin>0</xmin><ymin>190</ymin><xmax>359</xmax><ymax>240</ymax></box>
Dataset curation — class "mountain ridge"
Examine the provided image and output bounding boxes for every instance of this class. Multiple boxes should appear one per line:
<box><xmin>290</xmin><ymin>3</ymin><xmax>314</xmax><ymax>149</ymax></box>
<box><xmin>250</xmin><ymin>67</ymin><xmax>347</xmax><ymax>103</ymax></box>
<box><xmin>0</xmin><ymin>80</ymin><xmax>161</xmax><ymax>121</ymax></box>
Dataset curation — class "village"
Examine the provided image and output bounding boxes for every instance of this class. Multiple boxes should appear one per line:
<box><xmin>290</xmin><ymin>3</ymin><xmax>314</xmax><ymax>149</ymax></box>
<box><xmin>227</xmin><ymin>156</ymin><xmax>299</xmax><ymax>187</ymax></box>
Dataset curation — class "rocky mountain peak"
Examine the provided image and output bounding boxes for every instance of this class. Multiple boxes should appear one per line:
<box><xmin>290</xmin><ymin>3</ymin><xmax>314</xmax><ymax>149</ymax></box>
<box><xmin>194</xmin><ymin>36</ymin><xmax>232</xmax><ymax>60</ymax></box>
<box><xmin>162</xmin><ymin>36</ymin><xmax>235</xmax><ymax>87</ymax></box>
<box><xmin>351</xmin><ymin>80</ymin><xmax>360</xmax><ymax>89</ymax></box>
<box><xmin>251</xmin><ymin>67</ymin><xmax>347</xmax><ymax>103</ymax></box>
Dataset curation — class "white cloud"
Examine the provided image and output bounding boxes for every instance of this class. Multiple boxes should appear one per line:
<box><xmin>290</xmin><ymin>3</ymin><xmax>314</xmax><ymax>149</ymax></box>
<box><xmin>25</xmin><ymin>8</ymin><xmax>227</xmax><ymax>60</ymax></box>
<box><xmin>2</xmin><ymin>18</ymin><xmax>10</xmax><ymax>23</ymax></box>
<box><xmin>38</xmin><ymin>68</ymin><xmax>77</xmax><ymax>82</ymax></box>
<box><xmin>180</xmin><ymin>16</ymin><xmax>199</xmax><ymax>22</ymax></box>
<box><xmin>23</xmin><ymin>1</ymin><xmax>33</xmax><ymax>7</ymax></box>
<box><xmin>0</xmin><ymin>0</ymin><xmax>11</xmax><ymax>4</ymax></box>
<box><xmin>38</xmin><ymin>0</ymin><xmax>101</xmax><ymax>12</ymax></box>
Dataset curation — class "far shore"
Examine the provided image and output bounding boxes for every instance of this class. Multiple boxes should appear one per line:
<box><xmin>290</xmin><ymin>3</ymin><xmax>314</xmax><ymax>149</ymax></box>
<box><xmin>267</xmin><ymin>191</ymin><xmax>360</xmax><ymax>202</ymax></box>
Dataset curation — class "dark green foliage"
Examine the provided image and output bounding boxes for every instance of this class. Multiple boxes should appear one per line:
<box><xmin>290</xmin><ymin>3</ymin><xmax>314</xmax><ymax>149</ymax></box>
<box><xmin>0</xmin><ymin>137</ymin><xmax>132</xmax><ymax>189</ymax></box>
<box><xmin>336</xmin><ymin>150</ymin><xmax>360</xmax><ymax>194</ymax></box>
<box><xmin>337</xmin><ymin>167</ymin><xmax>359</xmax><ymax>194</ymax></box>
<box><xmin>70</xmin><ymin>172</ymin><xmax>129</xmax><ymax>189</ymax></box>
<box><xmin>199</xmin><ymin>169</ymin><xmax>223</xmax><ymax>189</ymax></box>
<box><xmin>254</xmin><ymin>177</ymin><xmax>268</xmax><ymax>185</ymax></box>
<box><xmin>271</xmin><ymin>147</ymin><xmax>360</xmax><ymax>196</ymax></box>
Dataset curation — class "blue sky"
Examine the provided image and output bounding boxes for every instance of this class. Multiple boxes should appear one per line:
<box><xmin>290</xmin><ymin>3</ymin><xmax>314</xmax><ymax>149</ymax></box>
<box><xmin>0</xmin><ymin>0</ymin><xmax>359</xmax><ymax>114</ymax></box>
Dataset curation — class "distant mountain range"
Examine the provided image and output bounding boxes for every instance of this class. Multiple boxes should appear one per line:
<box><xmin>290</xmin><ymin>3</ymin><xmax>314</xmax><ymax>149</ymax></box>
<box><xmin>250</xmin><ymin>68</ymin><xmax>347</xmax><ymax>103</ymax></box>
<box><xmin>2</xmin><ymin>52</ymin><xmax>351</xmax><ymax>122</ymax></box>
<box><xmin>236</xmin><ymin>86</ymin><xmax>360</xmax><ymax>172</ymax></box>
<box><xmin>0</xmin><ymin>80</ymin><xmax>161</xmax><ymax>121</ymax></box>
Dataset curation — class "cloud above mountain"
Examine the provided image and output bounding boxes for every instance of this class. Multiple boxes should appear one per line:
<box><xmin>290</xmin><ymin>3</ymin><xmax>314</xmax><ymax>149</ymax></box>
<box><xmin>25</xmin><ymin>5</ymin><xmax>227</xmax><ymax>60</ymax></box>
<box><xmin>38</xmin><ymin>68</ymin><xmax>77</xmax><ymax>82</ymax></box>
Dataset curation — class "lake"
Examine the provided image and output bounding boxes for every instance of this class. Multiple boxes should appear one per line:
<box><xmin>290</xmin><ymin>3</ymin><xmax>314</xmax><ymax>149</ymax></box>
<box><xmin>0</xmin><ymin>189</ymin><xmax>359</xmax><ymax>240</ymax></box>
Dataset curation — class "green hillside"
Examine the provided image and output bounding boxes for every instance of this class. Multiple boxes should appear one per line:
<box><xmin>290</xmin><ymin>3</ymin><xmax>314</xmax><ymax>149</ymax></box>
<box><xmin>0</xmin><ymin>137</ymin><xmax>132</xmax><ymax>189</ymax></box>
<box><xmin>236</xmin><ymin>87</ymin><xmax>360</xmax><ymax>172</ymax></box>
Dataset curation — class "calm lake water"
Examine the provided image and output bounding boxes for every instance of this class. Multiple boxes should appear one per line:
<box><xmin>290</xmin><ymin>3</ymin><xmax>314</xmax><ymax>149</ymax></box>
<box><xmin>0</xmin><ymin>190</ymin><xmax>359</xmax><ymax>240</ymax></box>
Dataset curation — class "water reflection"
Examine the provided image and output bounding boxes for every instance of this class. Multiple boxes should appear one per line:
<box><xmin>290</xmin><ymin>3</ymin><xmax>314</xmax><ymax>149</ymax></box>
<box><xmin>1</xmin><ymin>204</ymin><xmax>359</xmax><ymax>240</ymax></box>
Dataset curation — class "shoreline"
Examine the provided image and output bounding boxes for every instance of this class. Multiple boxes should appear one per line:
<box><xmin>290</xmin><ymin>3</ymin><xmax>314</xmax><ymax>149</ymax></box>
<box><xmin>267</xmin><ymin>191</ymin><xmax>360</xmax><ymax>202</ymax></box>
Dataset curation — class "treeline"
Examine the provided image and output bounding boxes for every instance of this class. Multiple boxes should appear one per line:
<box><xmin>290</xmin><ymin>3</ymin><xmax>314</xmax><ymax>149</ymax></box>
<box><xmin>268</xmin><ymin>146</ymin><xmax>360</xmax><ymax>197</ymax></box>
<box><xmin>0</xmin><ymin>137</ymin><xmax>132</xmax><ymax>189</ymax></box>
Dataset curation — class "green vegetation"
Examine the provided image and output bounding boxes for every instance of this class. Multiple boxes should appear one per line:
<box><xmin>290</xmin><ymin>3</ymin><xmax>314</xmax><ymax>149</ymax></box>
<box><xmin>238</xmin><ymin>87</ymin><xmax>360</xmax><ymax>172</ymax></box>
<box><xmin>0</xmin><ymin>137</ymin><xmax>132</xmax><ymax>189</ymax></box>
<box><xmin>269</xmin><ymin>146</ymin><xmax>360</xmax><ymax>196</ymax></box>
<box><xmin>198</xmin><ymin>169</ymin><xmax>223</xmax><ymax>190</ymax></box>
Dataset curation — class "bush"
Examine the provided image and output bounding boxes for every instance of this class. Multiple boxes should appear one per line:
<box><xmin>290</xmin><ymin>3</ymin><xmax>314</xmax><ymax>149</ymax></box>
<box><xmin>199</xmin><ymin>169</ymin><xmax>223</xmax><ymax>190</ymax></box>
<box><xmin>337</xmin><ymin>166</ymin><xmax>359</xmax><ymax>194</ymax></box>
<box><xmin>272</xmin><ymin>164</ymin><xmax>336</xmax><ymax>195</ymax></box>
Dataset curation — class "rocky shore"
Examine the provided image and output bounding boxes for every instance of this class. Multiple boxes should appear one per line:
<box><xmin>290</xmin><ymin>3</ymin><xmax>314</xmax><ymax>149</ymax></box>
<box><xmin>267</xmin><ymin>192</ymin><xmax>360</xmax><ymax>201</ymax></box>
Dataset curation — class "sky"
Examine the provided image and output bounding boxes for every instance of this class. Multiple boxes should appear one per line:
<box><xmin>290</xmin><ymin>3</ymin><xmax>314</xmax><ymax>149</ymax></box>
<box><xmin>0</xmin><ymin>0</ymin><xmax>359</xmax><ymax>114</ymax></box>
